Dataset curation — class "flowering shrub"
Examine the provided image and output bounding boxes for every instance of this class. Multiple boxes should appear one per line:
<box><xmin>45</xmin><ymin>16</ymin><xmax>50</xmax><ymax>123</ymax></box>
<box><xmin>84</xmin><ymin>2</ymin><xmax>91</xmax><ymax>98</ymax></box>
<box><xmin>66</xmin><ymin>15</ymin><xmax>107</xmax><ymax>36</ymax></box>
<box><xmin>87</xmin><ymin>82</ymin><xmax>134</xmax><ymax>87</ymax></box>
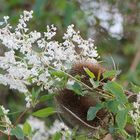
<box><xmin>0</xmin><ymin>10</ymin><xmax>98</xmax><ymax>139</ymax></box>
<box><xmin>0</xmin><ymin>10</ymin><xmax>98</xmax><ymax>106</ymax></box>
<box><xmin>0</xmin><ymin>10</ymin><xmax>140</xmax><ymax>140</ymax></box>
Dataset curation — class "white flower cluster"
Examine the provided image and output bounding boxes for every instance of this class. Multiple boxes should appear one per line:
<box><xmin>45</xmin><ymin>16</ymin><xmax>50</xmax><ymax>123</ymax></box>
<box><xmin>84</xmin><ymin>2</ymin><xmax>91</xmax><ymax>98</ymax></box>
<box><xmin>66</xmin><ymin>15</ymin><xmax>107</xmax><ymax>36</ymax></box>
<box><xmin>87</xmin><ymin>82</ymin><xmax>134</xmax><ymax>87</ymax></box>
<box><xmin>78</xmin><ymin>0</ymin><xmax>123</xmax><ymax>39</ymax></box>
<box><xmin>26</xmin><ymin>116</ymin><xmax>49</xmax><ymax>140</ymax></box>
<box><xmin>25</xmin><ymin>94</ymin><xmax>32</xmax><ymax>108</ymax></box>
<box><xmin>129</xmin><ymin>93</ymin><xmax>140</xmax><ymax>129</ymax></box>
<box><xmin>0</xmin><ymin>105</ymin><xmax>12</xmax><ymax>133</ymax></box>
<box><xmin>26</xmin><ymin>117</ymin><xmax>71</xmax><ymax>140</ymax></box>
<box><xmin>0</xmin><ymin>10</ymin><xmax>98</xmax><ymax>107</ymax></box>
<box><xmin>48</xmin><ymin>119</ymin><xmax>71</xmax><ymax>136</ymax></box>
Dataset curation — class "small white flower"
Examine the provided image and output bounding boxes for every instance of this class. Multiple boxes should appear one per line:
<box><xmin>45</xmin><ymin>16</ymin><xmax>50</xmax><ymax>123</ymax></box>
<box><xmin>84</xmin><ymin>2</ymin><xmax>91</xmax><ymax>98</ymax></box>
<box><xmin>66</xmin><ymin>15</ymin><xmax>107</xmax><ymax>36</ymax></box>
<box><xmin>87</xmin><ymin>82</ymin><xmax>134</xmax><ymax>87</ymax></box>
<box><xmin>1</xmin><ymin>106</ymin><xmax>9</xmax><ymax>114</ymax></box>
<box><xmin>26</xmin><ymin>116</ymin><xmax>49</xmax><ymax>140</ymax></box>
<box><xmin>67</xmin><ymin>79</ymin><xmax>75</xmax><ymax>85</ymax></box>
<box><xmin>44</xmin><ymin>25</ymin><xmax>57</xmax><ymax>40</ymax></box>
<box><xmin>0</xmin><ymin>105</ymin><xmax>12</xmax><ymax>133</ymax></box>
<box><xmin>25</xmin><ymin>95</ymin><xmax>32</xmax><ymax>108</ymax></box>
<box><xmin>3</xmin><ymin>16</ymin><xmax>9</xmax><ymax>23</ymax></box>
<box><xmin>48</xmin><ymin>120</ymin><xmax>71</xmax><ymax>135</ymax></box>
<box><xmin>23</xmin><ymin>10</ymin><xmax>33</xmax><ymax>21</ymax></box>
<box><xmin>30</xmin><ymin>30</ymin><xmax>41</xmax><ymax>43</ymax></box>
<box><xmin>129</xmin><ymin>92</ymin><xmax>140</xmax><ymax>129</ymax></box>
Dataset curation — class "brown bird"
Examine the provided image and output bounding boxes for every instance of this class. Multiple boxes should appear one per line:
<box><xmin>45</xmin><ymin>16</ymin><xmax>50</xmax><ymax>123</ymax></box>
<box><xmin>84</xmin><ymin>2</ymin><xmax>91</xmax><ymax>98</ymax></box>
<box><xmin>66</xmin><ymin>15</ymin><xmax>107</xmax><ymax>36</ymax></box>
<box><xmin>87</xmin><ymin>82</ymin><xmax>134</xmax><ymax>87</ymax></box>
<box><xmin>55</xmin><ymin>61</ymin><xmax>112</xmax><ymax>134</ymax></box>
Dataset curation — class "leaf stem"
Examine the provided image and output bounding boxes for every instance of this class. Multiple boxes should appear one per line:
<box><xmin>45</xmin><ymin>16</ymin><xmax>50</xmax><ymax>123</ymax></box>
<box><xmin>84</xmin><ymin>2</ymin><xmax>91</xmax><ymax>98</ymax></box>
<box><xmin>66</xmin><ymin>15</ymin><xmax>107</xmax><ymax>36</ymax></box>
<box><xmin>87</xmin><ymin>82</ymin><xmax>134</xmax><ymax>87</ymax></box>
<box><xmin>46</xmin><ymin>64</ymin><xmax>113</xmax><ymax>99</ymax></box>
<box><xmin>14</xmin><ymin>109</ymin><xmax>29</xmax><ymax>126</ymax></box>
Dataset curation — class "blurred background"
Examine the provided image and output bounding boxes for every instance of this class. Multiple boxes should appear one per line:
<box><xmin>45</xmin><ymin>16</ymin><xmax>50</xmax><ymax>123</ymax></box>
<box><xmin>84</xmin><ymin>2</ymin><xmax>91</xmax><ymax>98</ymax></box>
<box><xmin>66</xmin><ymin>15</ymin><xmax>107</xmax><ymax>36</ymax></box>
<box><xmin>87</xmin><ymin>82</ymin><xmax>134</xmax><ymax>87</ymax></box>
<box><xmin>0</xmin><ymin>0</ymin><xmax>140</xmax><ymax>139</ymax></box>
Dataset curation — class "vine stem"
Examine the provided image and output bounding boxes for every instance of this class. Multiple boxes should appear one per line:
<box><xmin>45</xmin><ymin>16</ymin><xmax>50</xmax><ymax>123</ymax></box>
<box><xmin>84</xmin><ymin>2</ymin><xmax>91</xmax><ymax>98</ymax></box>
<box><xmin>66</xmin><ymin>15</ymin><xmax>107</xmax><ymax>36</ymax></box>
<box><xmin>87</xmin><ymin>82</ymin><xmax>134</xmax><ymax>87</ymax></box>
<box><xmin>45</xmin><ymin>63</ymin><xmax>113</xmax><ymax>99</ymax></box>
<box><xmin>0</xmin><ymin>129</ymin><xmax>9</xmax><ymax>140</ymax></box>
<box><xmin>130</xmin><ymin>47</ymin><xmax>140</xmax><ymax>72</ymax></box>
<box><xmin>8</xmin><ymin>128</ymin><xmax>10</xmax><ymax>140</ymax></box>
<box><xmin>14</xmin><ymin>109</ymin><xmax>29</xmax><ymax>126</ymax></box>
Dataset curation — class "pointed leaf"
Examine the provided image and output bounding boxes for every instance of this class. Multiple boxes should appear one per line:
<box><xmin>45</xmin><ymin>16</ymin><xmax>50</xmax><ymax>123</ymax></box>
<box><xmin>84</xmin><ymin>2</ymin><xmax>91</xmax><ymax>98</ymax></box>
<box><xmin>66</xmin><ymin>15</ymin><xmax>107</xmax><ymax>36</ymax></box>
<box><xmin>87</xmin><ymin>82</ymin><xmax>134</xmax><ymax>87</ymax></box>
<box><xmin>11</xmin><ymin>126</ymin><xmax>24</xmax><ymax>139</ymax></box>
<box><xmin>84</xmin><ymin>67</ymin><xmax>95</xmax><ymax>78</ymax></box>
<box><xmin>90</xmin><ymin>78</ymin><xmax>99</xmax><ymax>88</ymax></box>
<box><xmin>67</xmin><ymin>82</ymin><xmax>83</xmax><ymax>95</ymax></box>
<box><xmin>103</xmin><ymin>70</ymin><xmax>121</xmax><ymax>79</ymax></box>
<box><xmin>87</xmin><ymin>103</ymin><xmax>103</xmax><ymax>121</ymax></box>
<box><xmin>39</xmin><ymin>94</ymin><xmax>55</xmax><ymax>102</ymax></box>
<box><xmin>32</xmin><ymin>107</ymin><xmax>56</xmax><ymax>118</ymax></box>
<box><xmin>23</xmin><ymin>121</ymin><xmax>32</xmax><ymax>136</ymax></box>
<box><xmin>116</xmin><ymin>109</ymin><xmax>128</xmax><ymax>129</ymax></box>
<box><xmin>103</xmin><ymin>81</ymin><xmax>128</xmax><ymax>104</ymax></box>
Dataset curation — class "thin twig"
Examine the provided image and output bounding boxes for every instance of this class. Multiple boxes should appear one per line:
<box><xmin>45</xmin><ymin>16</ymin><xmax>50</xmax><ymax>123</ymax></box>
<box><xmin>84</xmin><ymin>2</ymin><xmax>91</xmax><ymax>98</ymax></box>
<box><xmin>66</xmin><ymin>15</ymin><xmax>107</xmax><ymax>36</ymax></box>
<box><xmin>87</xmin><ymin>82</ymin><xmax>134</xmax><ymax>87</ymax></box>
<box><xmin>130</xmin><ymin>47</ymin><xmax>140</xmax><ymax>72</ymax></box>
<box><xmin>14</xmin><ymin>109</ymin><xmax>28</xmax><ymax>126</ymax></box>
<box><xmin>46</xmin><ymin>64</ymin><xmax>113</xmax><ymax>99</ymax></box>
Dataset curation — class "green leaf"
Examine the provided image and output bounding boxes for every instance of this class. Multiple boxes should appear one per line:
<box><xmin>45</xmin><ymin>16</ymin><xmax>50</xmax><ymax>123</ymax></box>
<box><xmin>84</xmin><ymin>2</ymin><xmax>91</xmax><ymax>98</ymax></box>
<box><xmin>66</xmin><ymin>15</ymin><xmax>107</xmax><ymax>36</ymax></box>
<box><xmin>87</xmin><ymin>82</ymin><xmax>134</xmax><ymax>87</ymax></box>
<box><xmin>50</xmin><ymin>70</ymin><xmax>66</xmax><ymax>78</ymax></box>
<box><xmin>32</xmin><ymin>107</ymin><xmax>56</xmax><ymax>118</ymax></box>
<box><xmin>109</xmin><ymin>125</ymin><xmax>115</xmax><ymax>134</ymax></box>
<box><xmin>83</xmin><ymin>67</ymin><xmax>95</xmax><ymax>78</ymax></box>
<box><xmin>32</xmin><ymin>88</ymin><xmax>40</xmax><ymax>100</ymax></box>
<box><xmin>116</xmin><ymin>109</ymin><xmax>128</xmax><ymax>129</ymax></box>
<box><xmin>89</xmin><ymin>78</ymin><xmax>99</xmax><ymax>88</ymax></box>
<box><xmin>39</xmin><ymin>94</ymin><xmax>55</xmax><ymax>102</ymax></box>
<box><xmin>67</xmin><ymin>82</ymin><xmax>83</xmax><ymax>95</ymax></box>
<box><xmin>23</xmin><ymin>121</ymin><xmax>32</xmax><ymax>136</ymax></box>
<box><xmin>87</xmin><ymin>103</ymin><xmax>103</xmax><ymax>121</ymax></box>
<box><xmin>106</xmin><ymin>100</ymin><xmax>119</xmax><ymax>114</ymax></box>
<box><xmin>11</xmin><ymin>126</ymin><xmax>24</xmax><ymax>139</ymax></box>
<box><xmin>103</xmin><ymin>81</ymin><xmax>128</xmax><ymax>104</ymax></box>
<box><xmin>103</xmin><ymin>70</ymin><xmax>121</xmax><ymax>79</ymax></box>
<box><xmin>52</xmin><ymin>132</ymin><xmax>61</xmax><ymax>140</ymax></box>
<box><xmin>131</xmin><ymin>83</ymin><xmax>140</xmax><ymax>93</ymax></box>
<box><xmin>75</xmin><ymin>135</ymin><xmax>90</xmax><ymax>140</ymax></box>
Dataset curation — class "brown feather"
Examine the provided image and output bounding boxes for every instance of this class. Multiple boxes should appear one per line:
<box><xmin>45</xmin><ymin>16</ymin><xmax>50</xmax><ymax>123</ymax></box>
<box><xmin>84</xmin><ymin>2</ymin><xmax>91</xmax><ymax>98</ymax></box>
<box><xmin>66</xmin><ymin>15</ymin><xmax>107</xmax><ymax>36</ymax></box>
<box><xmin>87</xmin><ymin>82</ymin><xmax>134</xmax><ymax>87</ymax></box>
<box><xmin>70</xmin><ymin>61</ymin><xmax>112</xmax><ymax>86</ymax></box>
<box><xmin>56</xmin><ymin>62</ymin><xmax>111</xmax><ymax>131</ymax></box>
<box><xmin>56</xmin><ymin>89</ymin><xmax>108</xmax><ymax>129</ymax></box>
